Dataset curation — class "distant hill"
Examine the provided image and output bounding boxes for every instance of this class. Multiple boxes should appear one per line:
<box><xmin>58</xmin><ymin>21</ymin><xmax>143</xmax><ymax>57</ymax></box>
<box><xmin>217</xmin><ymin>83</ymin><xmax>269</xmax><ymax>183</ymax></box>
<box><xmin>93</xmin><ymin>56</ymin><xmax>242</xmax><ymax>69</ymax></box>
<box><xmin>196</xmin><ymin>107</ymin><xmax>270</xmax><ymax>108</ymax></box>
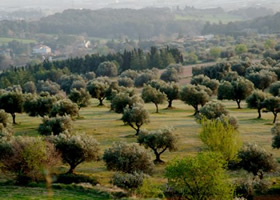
<box><xmin>202</xmin><ymin>12</ymin><xmax>280</xmax><ymax>35</ymax></box>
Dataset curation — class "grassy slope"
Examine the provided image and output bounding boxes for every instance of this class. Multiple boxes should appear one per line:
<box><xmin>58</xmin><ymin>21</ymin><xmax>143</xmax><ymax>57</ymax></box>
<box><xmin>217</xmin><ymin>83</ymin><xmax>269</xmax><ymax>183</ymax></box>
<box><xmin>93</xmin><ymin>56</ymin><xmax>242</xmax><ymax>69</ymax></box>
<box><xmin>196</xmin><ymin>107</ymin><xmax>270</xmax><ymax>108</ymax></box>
<box><xmin>0</xmin><ymin>37</ymin><xmax>37</xmax><ymax>44</ymax></box>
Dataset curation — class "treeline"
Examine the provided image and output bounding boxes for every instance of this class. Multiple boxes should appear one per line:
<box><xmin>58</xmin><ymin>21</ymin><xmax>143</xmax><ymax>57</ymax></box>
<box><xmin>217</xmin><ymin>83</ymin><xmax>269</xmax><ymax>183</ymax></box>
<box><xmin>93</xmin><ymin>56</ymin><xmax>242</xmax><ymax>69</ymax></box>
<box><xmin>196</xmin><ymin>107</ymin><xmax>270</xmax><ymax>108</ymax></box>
<box><xmin>202</xmin><ymin>12</ymin><xmax>280</xmax><ymax>36</ymax></box>
<box><xmin>0</xmin><ymin>8</ymin><xmax>203</xmax><ymax>39</ymax></box>
<box><xmin>0</xmin><ymin>47</ymin><xmax>183</xmax><ymax>88</ymax></box>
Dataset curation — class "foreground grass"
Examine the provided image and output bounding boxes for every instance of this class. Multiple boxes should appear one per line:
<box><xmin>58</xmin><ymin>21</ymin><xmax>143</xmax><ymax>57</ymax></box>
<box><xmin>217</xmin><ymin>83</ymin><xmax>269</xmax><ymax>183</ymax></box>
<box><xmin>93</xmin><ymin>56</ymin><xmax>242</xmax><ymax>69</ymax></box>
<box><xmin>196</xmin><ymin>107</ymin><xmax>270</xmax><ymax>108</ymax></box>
<box><xmin>0</xmin><ymin>185</ymin><xmax>111</xmax><ymax>200</ymax></box>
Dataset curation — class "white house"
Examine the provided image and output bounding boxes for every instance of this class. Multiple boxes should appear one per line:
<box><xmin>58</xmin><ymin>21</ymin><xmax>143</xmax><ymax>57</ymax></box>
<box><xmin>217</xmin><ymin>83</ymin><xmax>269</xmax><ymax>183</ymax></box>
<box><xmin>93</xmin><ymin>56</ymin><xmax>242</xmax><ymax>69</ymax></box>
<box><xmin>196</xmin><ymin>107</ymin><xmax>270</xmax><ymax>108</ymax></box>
<box><xmin>32</xmin><ymin>45</ymin><xmax>52</xmax><ymax>55</ymax></box>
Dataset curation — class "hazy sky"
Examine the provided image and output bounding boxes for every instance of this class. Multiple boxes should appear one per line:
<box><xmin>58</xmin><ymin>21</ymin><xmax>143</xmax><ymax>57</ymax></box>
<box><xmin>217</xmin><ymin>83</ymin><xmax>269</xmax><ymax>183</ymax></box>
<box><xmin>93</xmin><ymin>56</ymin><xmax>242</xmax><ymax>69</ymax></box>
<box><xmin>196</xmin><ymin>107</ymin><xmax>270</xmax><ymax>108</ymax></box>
<box><xmin>0</xmin><ymin>0</ymin><xmax>279</xmax><ymax>11</ymax></box>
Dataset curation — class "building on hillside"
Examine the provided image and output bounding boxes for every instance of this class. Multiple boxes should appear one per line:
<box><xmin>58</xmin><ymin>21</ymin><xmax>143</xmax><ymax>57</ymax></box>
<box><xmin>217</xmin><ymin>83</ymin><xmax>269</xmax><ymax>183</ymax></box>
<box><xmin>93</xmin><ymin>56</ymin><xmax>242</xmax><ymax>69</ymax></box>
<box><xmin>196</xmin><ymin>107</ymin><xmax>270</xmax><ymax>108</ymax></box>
<box><xmin>32</xmin><ymin>45</ymin><xmax>52</xmax><ymax>55</ymax></box>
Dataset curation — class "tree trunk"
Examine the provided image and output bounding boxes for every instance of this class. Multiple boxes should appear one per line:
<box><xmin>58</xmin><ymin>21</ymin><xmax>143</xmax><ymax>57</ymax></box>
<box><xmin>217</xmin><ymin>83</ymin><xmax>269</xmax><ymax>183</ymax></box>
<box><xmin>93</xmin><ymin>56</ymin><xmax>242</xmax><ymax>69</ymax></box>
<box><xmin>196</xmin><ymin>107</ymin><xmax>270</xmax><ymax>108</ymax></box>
<box><xmin>273</xmin><ymin>112</ymin><xmax>277</xmax><ymax>123</ymax></box>
<box><xmin>155</xmin><ymin>104</ymin><xmax>159</xmax><ymax>113</ymax></box>
<box><xmin>154</xmin><ymin>152</ymin><xmax>163</xmax><ymax>164</ymax></box>
<box><xmin>99</xmin><ymin>98</ymin><xmax>104</xmax><ymax>106</ymax></box>
<box><xmin>236</xmin><ymin>100</ymin><xmax>241</xmax><ymax>109</ymax></box>
<box><xmin>167</xmin><ymin>100</ymin><xmax>172</xmax><ymax>108</ymax></box>
<box><xmin>258</xmin><ymin>108</ymin><xmax>262</xmax><ymax>119</ymax></box>
<box><xmin>193</xmin><ymin>105</ymin><xmax>199</xmax><ymax>116</ymax></box>
<box><xmin>135</xmin><ymin>128</ymin><xmax>140</xmax><ymax>136</ymax></box>
<box><xmin>67</xmin><ymin>164</ymin><xmax>76</xmax><ymax>174</ymax></box>
<box><xmin>11</xmin><ymin>113</ymin><xmax>16</xmax><ymax>125</ymax></box>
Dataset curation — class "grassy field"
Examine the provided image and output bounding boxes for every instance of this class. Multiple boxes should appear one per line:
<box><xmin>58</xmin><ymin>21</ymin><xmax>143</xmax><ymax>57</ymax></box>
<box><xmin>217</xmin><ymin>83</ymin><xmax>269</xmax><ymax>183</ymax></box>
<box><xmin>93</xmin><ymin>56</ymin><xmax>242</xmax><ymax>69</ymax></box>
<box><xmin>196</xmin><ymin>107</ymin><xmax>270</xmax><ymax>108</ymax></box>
<box><xmin>0</xmin><ymin>97</ymin><xmax>279</xmax><ymax>199</ymax></box>
<box><xmin>0</xmin><ymin>37</ymin><xmax>37</xmax><ymax>45</ymax></box>
<box><xmin>1</xmin><ymin>64</ymin><xmax>280</xmax><ymax>199</ymax></box>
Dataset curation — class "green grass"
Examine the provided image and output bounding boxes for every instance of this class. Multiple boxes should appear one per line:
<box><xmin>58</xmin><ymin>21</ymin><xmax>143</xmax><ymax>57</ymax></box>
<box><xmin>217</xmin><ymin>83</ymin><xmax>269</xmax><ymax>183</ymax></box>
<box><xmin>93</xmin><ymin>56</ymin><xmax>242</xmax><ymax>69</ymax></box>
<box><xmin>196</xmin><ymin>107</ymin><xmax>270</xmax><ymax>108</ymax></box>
<box><xmin>0</xmin><ymin>185</ymin><xmax>111</xmax><ymax>200</ymax></box>
<box><xmin>3</xmin><ymin>96</ymin><xmax>280</xmax><ymax>199</ymax></box>
<box><xmin>0</xmin><ymin>37</ymin><xmax>37</xmax><ymax>45</ymax></box>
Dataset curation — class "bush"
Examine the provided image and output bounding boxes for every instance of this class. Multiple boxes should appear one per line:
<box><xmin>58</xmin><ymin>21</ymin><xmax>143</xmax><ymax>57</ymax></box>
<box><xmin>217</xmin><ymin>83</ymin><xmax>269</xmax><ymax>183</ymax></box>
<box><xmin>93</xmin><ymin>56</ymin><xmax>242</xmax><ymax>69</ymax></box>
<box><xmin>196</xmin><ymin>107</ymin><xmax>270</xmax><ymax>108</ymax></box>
<box><xmin>112</xmin><ymin>172</ymin><xmax>144</xmax><ymax>191</ymax></box>
<box><xmin>103</xmin><ymin>142</ymin><xmax>154</xmax><ymax>174</ymax></box>
<box><xmin>38</xmin><ymin>116</ymin><xmax>73</xmax><ymax>136</ymax></box>
<box><xmin>199</xmin><ymin>101</ymin><xmax>228</xmax><ymax>120</ymax></box>
<box><xmin>165</xmin><ymin>152</ymin><xmax>234</xmax><ymax>200</ymax></box>
<box><xmin>0</xmin><ymin>137</ymin><xmax>61</xmax><ymax>183</ymax></box>
<box><xmin>0</xmin><ymin>110</ymin><xmax>8</xmax><ymax>127</ymax></box>
<box><xmin>272</xmin><ymin>122</ymin><xmax>280</xmax><ymax>149</ymax></box>
<box><xmin>160</xmin><ymin>68</ymin><xmax>179</xmax><ymax>82</ymax></box>
<box><xmin>51</xmin><ymin>133</ymin><xmax>100</xmax><ymax>173</ymax></box>
<box><xmin>136</xmin><ymin>178</ymin><xmax>165</xmax><ymax>198</ymax></box>
<box><xmin>199</xmin><ymin>119</ymin><xmax>242</xmax><ymax>162</ymax></box>
<box><xmin>56</xmin><ymin>173</ymin><xmax>98</xmax><ymax>185</ymax></box>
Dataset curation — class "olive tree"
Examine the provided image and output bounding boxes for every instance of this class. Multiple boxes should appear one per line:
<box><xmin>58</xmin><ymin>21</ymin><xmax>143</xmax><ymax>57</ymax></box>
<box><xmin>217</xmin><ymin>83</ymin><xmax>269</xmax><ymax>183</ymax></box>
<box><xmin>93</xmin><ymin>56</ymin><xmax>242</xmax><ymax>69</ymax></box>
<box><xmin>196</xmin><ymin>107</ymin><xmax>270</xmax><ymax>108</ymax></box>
<box><xmin>103</xmin><ymin>142</ymin><xmax>154</xmax><ymax>174</ymax></box>
<box><xmin>165</xmin><ymin>152</ymin><xmax>234</xmax><ymax>200</ymax></box>
<box><xmin>23</xmin><ymin>94</ymin><xmax>57</xmax><ymax>117</ymax></box>
<box><xmin>50</xmin><ymin>99</ymin><xmax>79</xmax><ymax>118</ymax></box>
<box><xmin>69</xmin><ymin>88</ymin><xmax>91</xmax><ymax>110</ymax></box>
<box><xmin>122</xmin><ymin>104</ymin><xmax>150</xmax><ymax>135</ymax></box>
<box><xmin>269</xmin><ymin>81</ymin><xmax>280</xmax><ymax>96</ymax></box>
<box><xmin>142</xmin><ymin>85</ymin><xmax>167</xmax><ymax>113</ymax></box>
<box><xmin>161</xmin><ymin>82</ymin><xmax>180</xmax><ymax>108</ymax></box>
<box><xmin>160</xmin><ymin>68</ymin><xmax>179</xmax><ymax>83</ymax></box>
<box><xmin>96</xmin><ymin>61</ymin><xmax>118</xmax><ymax>77</ymax></box>
<box><xmin>263</xmin><ymin>96</ymin><xmax>280</xmax><ymax>123</ymax></box>
<box><xmin>37</xmin><ymin>80</ymin><xmax>63</xmax><ymax>96</ymax></box>
<box><xmin>271</xmin><ymin>122</ymin><xmax>280</xmax><ymax>149</ymax></box>
<box><xmin>199</xmin><ymin>101</ymin><xmax>229</xmax><ymax>120</ymax></box>
<box><xmin>237</xmin><ymin>144</ymin><xmax>277</xmax><ymax>179</ymax></box>
<box><xmin>87</xmin><ymin>80</ymin><xmax>108</xmax><ymax>106</ymax></box>
<box><xmin>246</xmin><ymin>90</ymin><xmax>269</xmax><ymax>119</ymax></box>
<box><xmin>180</xmin><ymin>85</ymin><xmax>210</xmax><ymax>115</ymax></box>
<box><xmin>0</xmin><ymin>92</ymin><xmax>24</xmax><ymax>124</ymax></box>
<box><xmin>51</xmin><ymin>133</ymin><xmax>100</xmax><ymax>174</ymax></box>
<box><xmin>0</xmin><ymin>110</ymin><xmax>8</xmax><ymax>127</ymax></box>
<box><xmin>191</xmin><ymin>75</ymin><xmax>219</xmax><ymax>94</ymax></box>
<box><xmin>38</xmin><ymin>116</ymin><xmax>73</xmax><ymax>136</ymax></box>
<box><xmin>111</xmin><ymin>92</ymin><xmax>143</xmax><ymax>114</ymax></box>
<box><xmin>218</xmin><ymin>78</ymin><xmax>254</xmax><ymax>109</ymax></box>
<box><xmin>23</xmin><ymin>81</ymin><xmax>36</xmax><ymax>94</ymax></box>
<box><xmin>246</xmin><ymin>70</ymin><xmax>277</xmax><ymax>91</ymax></box>
<box><xmin>118</xmin><ymin>77</ymin><xmax>134</xmax><ymax>88</ymax></box>
<box><xmin>138</xmin><ymin>128</ymin><xmax>177</xmax><ymax>163</ymax></box>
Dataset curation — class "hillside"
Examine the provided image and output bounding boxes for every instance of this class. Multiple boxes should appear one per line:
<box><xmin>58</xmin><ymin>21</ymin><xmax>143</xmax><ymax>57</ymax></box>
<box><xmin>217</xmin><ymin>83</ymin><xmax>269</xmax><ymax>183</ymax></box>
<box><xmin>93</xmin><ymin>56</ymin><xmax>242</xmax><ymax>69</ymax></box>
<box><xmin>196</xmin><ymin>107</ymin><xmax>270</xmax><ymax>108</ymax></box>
<box><xmin>202</xmin><ymin>12</ymin><xmax>280</xmax><ymax>35</ymax></box>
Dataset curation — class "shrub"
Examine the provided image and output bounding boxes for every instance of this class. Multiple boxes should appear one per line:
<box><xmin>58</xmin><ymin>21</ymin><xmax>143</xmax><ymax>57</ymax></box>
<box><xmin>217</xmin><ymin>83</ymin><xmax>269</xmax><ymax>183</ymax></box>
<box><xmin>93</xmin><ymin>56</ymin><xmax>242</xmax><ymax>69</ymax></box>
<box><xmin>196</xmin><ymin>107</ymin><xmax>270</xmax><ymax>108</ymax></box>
<box><xmin>103</xmin><ymin>142</ymin><xmax>154</xmax><ymax>174</ymax></box>
<box><xmin>199</xmin><ymin>101</ymin><xmax>228</xmax><ymax>120</ymax></box>
<box><xmin>160</xmin><ymin>68</ymin><xmax>179</xmax><ymax>82</ymax></box>
<box><xmin>199</xmin><ymin>119</ymin><xmax>242</xmax><ymax>162</ymax></box>
<box><xmin>68</xmin><ymin>88</ymin><xmax>91</xmax><ymax>110</ymax></box>
<box><xmin>112</xmin><ymin>172</ymin><xmax>144</xmax><ymax>191</ymax></box>
<box><xmin>0</xmin><ymin>137</ymin><xmax>61</xmax><ymax>183</ymax></box>
<box><xmin>0</xmin><ymin>110</ymin><xmax>8</xmax><ymax>127</ymax></box>
<box><xmin>38</xmin><ymin>116</ymin><xmax>73</xmax><ymax>136</ymax></box>
<box><xmin>237</xmin><ymin>144</ymin><xmax>277</xmax><ymax>179</ymax></box>
<box><xmin>51</xmin><ymin>133</ymin><xmax>100</xmax><ymax>173</ymax></box>
<box><xmin>136</xmin><ymin>178</ymin><xmax>165</xmax><ymax>199</ymax></box>
<box><xmin>165</xmin><ymin>152</ymin><xmax>234</xmax><ymax>200</ymax></box>
<box><xmin>55</xmin><ymin>173</ymin><xmax>98</xmax><ymax>185</ymax></box>
<box><xmin>23</xmin><ymin>81</ymin><xmax>36</xmax><ymax>94</ymax></box>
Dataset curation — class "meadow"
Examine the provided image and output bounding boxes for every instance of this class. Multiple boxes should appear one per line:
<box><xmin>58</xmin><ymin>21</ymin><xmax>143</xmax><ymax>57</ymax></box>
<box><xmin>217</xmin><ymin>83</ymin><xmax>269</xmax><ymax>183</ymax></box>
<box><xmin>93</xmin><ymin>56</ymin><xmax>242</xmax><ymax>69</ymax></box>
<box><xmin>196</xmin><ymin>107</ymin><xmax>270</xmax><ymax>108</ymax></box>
<box><xmin>1</xmin><ymin>97</ymin><xmax>280</xmax><ymax>199</ymax></box>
